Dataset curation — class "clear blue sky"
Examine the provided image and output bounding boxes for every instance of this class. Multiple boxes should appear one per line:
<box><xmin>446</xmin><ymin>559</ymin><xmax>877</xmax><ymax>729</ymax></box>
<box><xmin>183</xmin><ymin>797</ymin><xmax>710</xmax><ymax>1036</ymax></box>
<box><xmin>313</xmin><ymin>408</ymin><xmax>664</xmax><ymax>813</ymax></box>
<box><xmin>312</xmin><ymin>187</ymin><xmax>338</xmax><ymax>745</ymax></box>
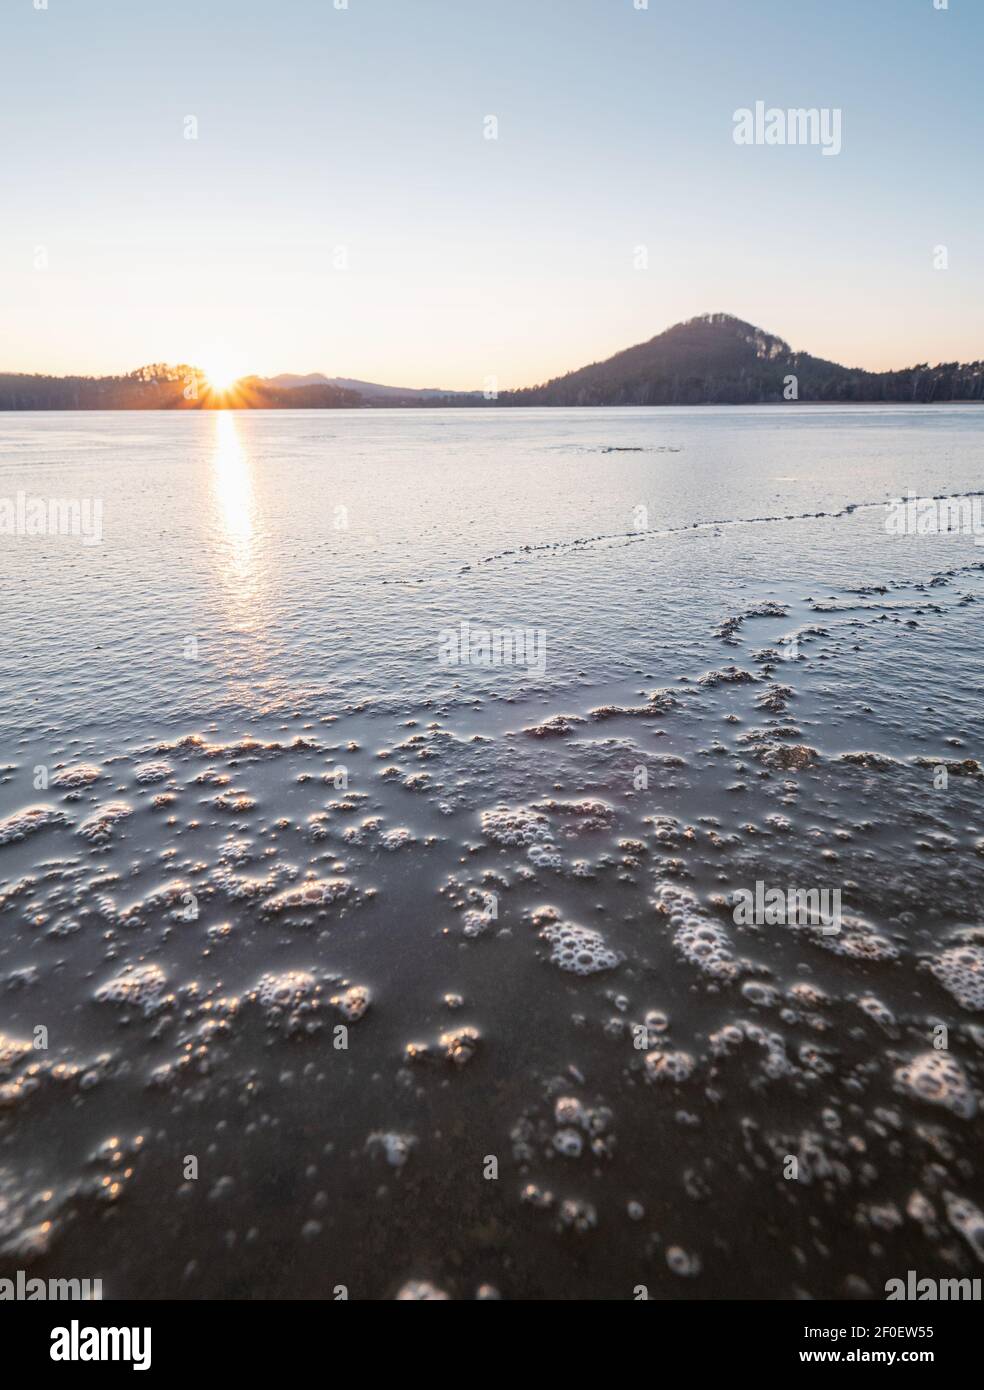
<box><xmin>1</xmin><ymin>0</ymin><xmax>981</xmax><ymax>386</ymax></box>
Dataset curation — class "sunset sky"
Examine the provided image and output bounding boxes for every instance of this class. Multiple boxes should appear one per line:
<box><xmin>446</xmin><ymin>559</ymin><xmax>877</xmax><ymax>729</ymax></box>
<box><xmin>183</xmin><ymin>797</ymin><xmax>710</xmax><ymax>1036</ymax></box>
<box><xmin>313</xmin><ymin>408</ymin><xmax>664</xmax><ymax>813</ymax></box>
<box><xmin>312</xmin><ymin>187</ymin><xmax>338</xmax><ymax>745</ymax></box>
<box><xmin>1</xmin><ymin>0</ymin><xmax>981</xmax><ymax>389</ymax></box>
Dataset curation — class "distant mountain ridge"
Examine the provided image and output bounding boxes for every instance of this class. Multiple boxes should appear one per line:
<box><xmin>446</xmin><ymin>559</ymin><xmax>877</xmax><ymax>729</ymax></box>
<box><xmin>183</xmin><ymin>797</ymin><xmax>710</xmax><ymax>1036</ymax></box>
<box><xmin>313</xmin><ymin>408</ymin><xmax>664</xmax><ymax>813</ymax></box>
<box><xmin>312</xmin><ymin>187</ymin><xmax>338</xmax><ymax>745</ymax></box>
<box><xmin>1</xmin><ymin>315</ymin><xmax>982</xmax><ymax>408</ymax></box>
<box><xmin>264</xmin><ymin>374</ymin><xmax>470</xmax><ymax>402</ymax></box>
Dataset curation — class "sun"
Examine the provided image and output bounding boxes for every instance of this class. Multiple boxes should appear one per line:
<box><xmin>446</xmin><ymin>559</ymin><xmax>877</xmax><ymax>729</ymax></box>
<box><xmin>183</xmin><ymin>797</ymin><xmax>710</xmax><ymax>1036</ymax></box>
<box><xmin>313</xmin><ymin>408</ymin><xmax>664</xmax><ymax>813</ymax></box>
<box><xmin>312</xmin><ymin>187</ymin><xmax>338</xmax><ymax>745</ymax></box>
<box><xmin>199</xmin><ymin>347</ymin><xmax>247</xmax><ymax>394</ymax></box>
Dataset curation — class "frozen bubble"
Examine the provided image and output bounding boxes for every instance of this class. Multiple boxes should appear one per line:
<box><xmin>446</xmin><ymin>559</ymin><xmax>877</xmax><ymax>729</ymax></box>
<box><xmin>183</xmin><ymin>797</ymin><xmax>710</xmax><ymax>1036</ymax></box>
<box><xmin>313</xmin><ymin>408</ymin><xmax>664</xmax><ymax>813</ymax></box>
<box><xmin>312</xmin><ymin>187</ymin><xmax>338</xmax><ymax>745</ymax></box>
<box><xmin>0</xmin><ymin>1034</ymin><xmax>33</xmax><ymax>1077</ymax></box>
<box><xmin>539</xmin><ymin>920</ymin><xmax>619</xmax><ymax>976</ymax></box>
<box><xmin>249</xmin><ymin>970</ymin><xmax>325</xmax><ymax>1035</ymax></box>
<box><xmin>858</xmin><ymin>995</ymin><xmax>896</xmax><ymax>1030</ymax></box>
<box><xmin>522</xmin><ymin>714</ymin><xmax>585</xmax><ymax>738</ymax></box>
<box><xmin>395</xmin><ymin>1280</ymin><xmax>449</xmax><ymax>1300</ymax></box>
<box><xmin>520</xmin><ymin>1182</ymin><xmax>554</xmax><ymax>1209</ymax></box>
<box><xmin>666</xmin><ymin>1245</ymin><xmax>701</xmax><ymax>1277</ymax></box>
<box><xmin>741</xmin><ymin>980</ymin><xmax>778</xmax><ymax>1008</ymax></box>
<box><xmin>928</xmin><ymin>945</ymin><xmax>984</xmax><ymax>1013</ymax></box>
<box><xmin>133</xmin><ymin>760</ymin><xmax>173</xmax><ymax>785</ymax></box>
<box><xmin>894</xmin><ymin>1052</ymin><xmax>976</xmax><ymax>1120</ymax></box>
<box><xmin>654</xmin><ymin>883</ymin><xmax>739</xmax><ymax>982</ymax></box>
<box><xmin>95</xmin><ymin>963</ymin><xmax>171</xmax><ymax>1015</ymax></box>
<box><xmin>527</xmin><ymin>842</ymin><xmax>563</xmax><ymax>870</ymax></box>
<box><xmin>557</xmin><ymin>1198</ymin><xmax>597</xmax><ymax>1233</ymax></box>
<box><xmin>331</xmin><ymin>984</ymin><xmax>371</xmax><ymax>1022</ymax></box>
<box><xmin>708</xmin><ymin>1021</ymin><xmax>792</xmax><ymax>1078</ymax></box>
<box><xmin>944</xmin><ymin>1192</ymin><xmax>984</xmax><ymax>1262</ymax></box>
<box><xmin>697</xmin><ymin>665</ymin><xmax>758</xmax><ymax>688</ymax></box>
<box><xmin>462</xmin><ymin>908</ymin><xmax>493</xmax><ymax>938</ymax></box>
<box><xmin>439</xmin><ymin>1026</ymin><xmax>481</xmax><ymax>1066</ymax></box>
<box><xmin>51</xmin><ymin>763</ymin><xmax>103</xmax><ymax>789</ymax></box>
<box><xmin>379</xmin><ymin>826</ymin><xmax>416</xmax><ymax>851</ymax></box>
<box><xmin>261</xmin><ymin>878</ymin><xmax>351</xmax><ymax>915</ymax></box>
<box><xmin>367</xmin><ymin>1132</ymin><xmax>415</xmax><ymax>1169</ymax></box>
<box><xmin>552</xmin><ymin>1127</ymin><xmax>583</xmax><ymax>1158</ymax></box>
<box><xmin>750</xmin><ymin>742</ymin><xmax>819</xmax><ymax>771</ymax></box>
<box><xmin>644</xmin><ymin>1050</ymin><xmax>696</xmax><ymax>1084</ymax></box>
<box><xmin>211</xmin><ymin>792</ymin><xmax>256</xmax><ymax>812</ymax></box>
<box><xmin>256</xmin><ymin>970</ymin><xmax>318</xmax><ymax>1012</ymax></box>
<box><xmin>554</xmin><ymin>1096</ymin><xmax>586</xmax><ymax>1128</ymax></box>
<box><xmin>0</xmin><ymin>804</ymin><xmax>70</xmax><ymax>846</ymax></box>
<box><xmin>76</xmin><ymin>802</ymin><xmax>132</xmax><ymax>844</ymax></box>
<box><xmin>814</xmin><ymin>916</ymin><xmax>899</xmax><ymax>962</ymax></box>
<box><xmin>481</xmin><ymin>804</ymin><xmax>552</xmax><ymax>848</ymax></box>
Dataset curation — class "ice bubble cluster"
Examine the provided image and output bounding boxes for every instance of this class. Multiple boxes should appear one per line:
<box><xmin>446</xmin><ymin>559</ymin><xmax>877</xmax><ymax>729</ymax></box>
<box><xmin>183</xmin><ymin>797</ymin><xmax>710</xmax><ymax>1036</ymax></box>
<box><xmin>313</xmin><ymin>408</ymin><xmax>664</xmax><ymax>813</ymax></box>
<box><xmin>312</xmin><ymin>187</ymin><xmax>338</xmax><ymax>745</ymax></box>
<box><xmin>557</xmin><ymin>1198</ymin><xmax>597</xmax><ymax>1233</ymax></box>
<box><xmin>527</xmin><ymin>842</ymin><xmax>563</xmax><ymax>870</ymax></box>
<box><xmin>330</xmin><ymin>984</ymin><xmax>371</xmax><ymax>1022</ymax></box>
<box><xmin>253</xmin><ymin>970</ymin><xmax>323</xmax><ymax>1033</ymax></box>
<box><xmin>552</xmin><ymin>1127</ymin><xmax>583</xmax><ymax>1157</ymax></box>
<box><xmin>379</xmin><ymin>826</ymin><xmax>416</xmax><ymax>851</ymax></box>
<box><xmin>538</xmin><ymin>919</ymin><xmax>619</xmax><ymax>976</ymax></box>
<box><xmin>51</xmin><ymin>763</ymin><xmax>103</xmax><ymax>789</ymax></box>
<box><xmin>0</xmin><ymin>805</ymin><xmax>69</xmax><ymax>846</ymax></box>
<box><xmin>481</xmin><ymin>804</ymin><xmax>552</xmax><ymax>848</ymax></box>
<box><xmin>76</xmin><ymin>802</ymin><xmax>133</xmax><ymax>844</ymax></box>
<box><xmin>522</xmin><ymin>714</ymin><xmax>585</xmax><ymax>738</ymax></box>
<box><xmin>894</xmin><ymin>1052</ymin><xmax>977</xmax><ymax>1120</ymax></box>
<box><xmin>462</xmin><ymin>907</ymin><xmax>494</xmax><ymax>938</ymax></box>
<box><xmin>395</xmin><ymin>1280</ymin><xmax>448</xmax><ymax>1300</ymax></box>
<box><xmin>812</xmin><ymin>914</ymin><xmax>899</xmax><ymax>962</ymax></box>
<box><xmin>666</xmin><ymin>1245</ymin><xmax>702</xmax><ymax>1277</ymax></box>
<box><xmin>944</xmin><ymin>1192</ymin><xmax>984</xmax><ymax>1262</ymax></box>
<box><xmin>654</xmin><ymin>883</ymin><xmax>739</xmax><ymax>982</ymax></box>
<box><xmin>367</xmin><ymin>1131</ymin><xmax>415</xmax><ymax>1169</ymax></box>
<box><xmin>133</xmin><ymin>760</ymin><xmax>173</xmax><ymax>784</ymax></box>
<box><xmin>261</xmin><ymin>878</ymin><xmax>352</xmax><ymax>916</ymax></box>
<box><xmin>928</xmin><ymin>945</ymin><xmax>984</xmax><ymax>1013</ymax></box>
<box><xmin>95</xmin><ymin>963</ymin><xmax>171</xmax><ymax>1015</ymax></box>
<box><xmin>439</xmin><ymin>1026</ymin><xmax>481</xmax><ymax>1066</ymax></box>
<box><xmin>644</xmin><ymin>1049</ymin><xmax>696</xmax><ymax>1084</ymax></box>
<box><xmin>709</xmin><ymin>1020</ymin><xmax>793</xmax><ymax>1079</ymax></box>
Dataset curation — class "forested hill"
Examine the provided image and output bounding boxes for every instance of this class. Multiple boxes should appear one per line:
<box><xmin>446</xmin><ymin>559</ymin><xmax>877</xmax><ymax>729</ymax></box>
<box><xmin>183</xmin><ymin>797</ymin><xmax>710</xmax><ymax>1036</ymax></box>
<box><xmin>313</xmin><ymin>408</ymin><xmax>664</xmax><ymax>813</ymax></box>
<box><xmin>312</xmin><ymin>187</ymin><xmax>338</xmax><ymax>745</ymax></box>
<box><xmin>498</xmin><ymin>314</ymin><xmax>984</xmax><ymax>406</ymax></box>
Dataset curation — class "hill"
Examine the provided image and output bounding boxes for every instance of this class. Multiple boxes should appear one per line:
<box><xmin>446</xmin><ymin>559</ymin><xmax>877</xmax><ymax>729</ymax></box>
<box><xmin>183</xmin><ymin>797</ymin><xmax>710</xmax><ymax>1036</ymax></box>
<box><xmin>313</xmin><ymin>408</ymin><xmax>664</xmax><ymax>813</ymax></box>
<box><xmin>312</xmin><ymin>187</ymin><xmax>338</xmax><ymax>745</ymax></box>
<box><xmin>499</xmin><ymin>314</ymin><xmax>984</xmax><ymax>406</ymax></box>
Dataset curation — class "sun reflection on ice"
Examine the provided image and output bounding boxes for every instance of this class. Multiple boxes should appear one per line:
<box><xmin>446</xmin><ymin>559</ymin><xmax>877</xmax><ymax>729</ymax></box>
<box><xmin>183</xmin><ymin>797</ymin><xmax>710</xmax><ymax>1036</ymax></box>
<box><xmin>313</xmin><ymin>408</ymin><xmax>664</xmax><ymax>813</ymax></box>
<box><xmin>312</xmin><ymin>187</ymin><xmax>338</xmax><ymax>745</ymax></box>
<box><xmin>213</xmin><ymin>410</ymin><xmax>254</xmax><ymax>551</ymax></box>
